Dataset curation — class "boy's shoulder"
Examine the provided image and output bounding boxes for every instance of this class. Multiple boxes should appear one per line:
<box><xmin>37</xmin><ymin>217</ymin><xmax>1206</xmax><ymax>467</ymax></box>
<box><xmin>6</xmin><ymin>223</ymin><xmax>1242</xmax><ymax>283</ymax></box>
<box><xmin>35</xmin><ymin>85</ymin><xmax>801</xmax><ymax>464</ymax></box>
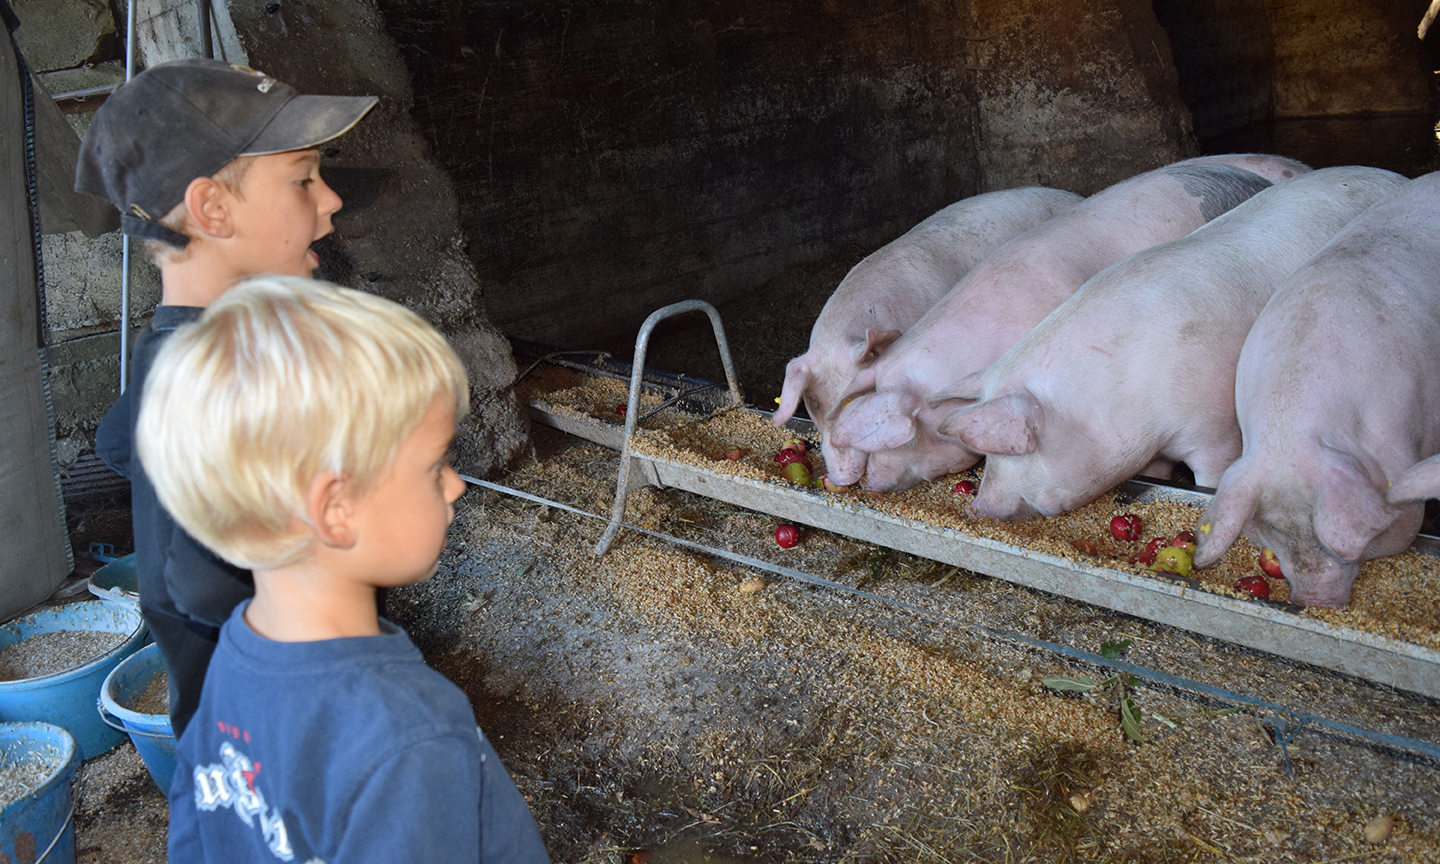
<box><xmin>95</xmin><ymin>306</ymin><xmax>206</xmax><ymax>476</ymax></box>
<box><xmin>199</xmin><ymin>606</ymin><xmax>476</xmax><ymax>737</ymax></box>
<box><xmin>171</xmin><ymin>609</ymin><xmax>492</xmax><ymax>863</ymax></box>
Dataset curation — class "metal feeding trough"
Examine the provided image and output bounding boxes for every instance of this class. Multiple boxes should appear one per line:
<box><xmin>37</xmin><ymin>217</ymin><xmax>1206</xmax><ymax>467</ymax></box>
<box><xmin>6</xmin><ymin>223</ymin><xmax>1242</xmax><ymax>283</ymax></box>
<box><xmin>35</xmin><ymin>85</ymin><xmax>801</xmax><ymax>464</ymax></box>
<box><xmin>515</xmin><ymin>301</ymin><xmax>1440</xmax><ymax>701</ymax></box>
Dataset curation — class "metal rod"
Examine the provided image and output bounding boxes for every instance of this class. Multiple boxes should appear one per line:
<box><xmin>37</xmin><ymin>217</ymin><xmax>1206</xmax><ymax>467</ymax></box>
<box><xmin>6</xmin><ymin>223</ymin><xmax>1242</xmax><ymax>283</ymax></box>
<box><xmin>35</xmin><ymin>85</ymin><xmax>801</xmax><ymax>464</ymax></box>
<box><xmin>473</xmin><ymin>472</ymin><xmax>1440</xmax><ymax>765</ymax></box>
<box><xmin>594</xmin><ymin>300</ymin><xmax>743</xmax><ymax>556</ymax></box>
<box><xmin>49</xmin><ymin>82</ymin><xmax>121</xmax><ymax>102</ymax></box>
<box><xmin>197</xmin><ymin>0</ymin><xmax>213</xmax><ymax>59</ymax></box>
<box><xmin>119</xmin><ymin>0</ymin><xmax>136</xmax><ymax>394</ymax></box>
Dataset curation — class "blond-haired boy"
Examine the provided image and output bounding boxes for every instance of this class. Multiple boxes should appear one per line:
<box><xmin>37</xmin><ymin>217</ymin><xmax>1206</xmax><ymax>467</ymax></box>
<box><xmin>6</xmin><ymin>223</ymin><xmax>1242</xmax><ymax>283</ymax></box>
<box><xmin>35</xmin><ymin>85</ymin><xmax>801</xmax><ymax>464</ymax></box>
<box><xmin>79</xmin><ymin>58</ymin><xmax>376</xmax><ymax>735</ymax></box>
<box><xmin>141</xmin><ymin>276</ymin><xmax>549</xmax><ymax>863</ymax></box>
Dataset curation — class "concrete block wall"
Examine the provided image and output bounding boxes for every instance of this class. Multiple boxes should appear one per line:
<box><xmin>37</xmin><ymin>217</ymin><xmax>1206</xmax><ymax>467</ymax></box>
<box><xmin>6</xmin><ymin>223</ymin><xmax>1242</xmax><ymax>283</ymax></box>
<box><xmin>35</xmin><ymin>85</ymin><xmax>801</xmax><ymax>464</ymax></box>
<box><xmin>10</xmin><ymin>0</ymin><xmax>154</xmax><ymax>465</ymax></box>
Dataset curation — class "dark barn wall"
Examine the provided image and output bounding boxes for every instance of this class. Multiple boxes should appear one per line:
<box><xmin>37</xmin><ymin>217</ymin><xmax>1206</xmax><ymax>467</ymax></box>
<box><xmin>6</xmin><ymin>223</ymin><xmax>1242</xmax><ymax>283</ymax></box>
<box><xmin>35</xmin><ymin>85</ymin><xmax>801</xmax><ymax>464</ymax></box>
<box><xmin>379</xmin><ymin>1</ymin><xmax>991</xmax><ymax>348</ymax></box>
<box><xmin>1271</xmin><ymin>0</ymin><xmax>1433</xmax><ymax>118</ymax></box>
<box><xmin>222</xmin><ymin>0</ymin><xmax>532</xmax><ymax>476</ymax></box>
<box><xmin>1155</xmin><ymin>0</ymin><xmax>1434</xmax><ymax>141</ymax></box>
<box><xmin>971</xmin><ymin>0</ymin><xmax>1195</xmax><ymax>192</ymax></box>
<box><xmin>1152</xmin><ymin>0</ymin><xmax>1274</xmax><ymax>140</ymax></box>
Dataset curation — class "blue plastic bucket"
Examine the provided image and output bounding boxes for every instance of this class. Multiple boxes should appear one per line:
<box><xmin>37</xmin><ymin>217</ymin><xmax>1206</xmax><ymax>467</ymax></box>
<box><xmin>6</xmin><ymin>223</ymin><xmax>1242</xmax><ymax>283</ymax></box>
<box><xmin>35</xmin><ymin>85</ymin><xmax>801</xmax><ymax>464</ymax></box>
<box><xmin>97</xmin><ymin>644</ymin><xmax>175</xmax><ymax>792</ymax></box>
<box><xmin>0</xmin><ymin>722</ymin><xmax>80</xmax><ymax>864</ymax></box>
<box><xmin>0</xmin><ymin>602</ymin><xmax>147</xmax><ymax>759</ymax></box>
<box><xmin>86</xmin><ymin>554</ymin><xmax>139</xmax><ymax>608</ymax></box>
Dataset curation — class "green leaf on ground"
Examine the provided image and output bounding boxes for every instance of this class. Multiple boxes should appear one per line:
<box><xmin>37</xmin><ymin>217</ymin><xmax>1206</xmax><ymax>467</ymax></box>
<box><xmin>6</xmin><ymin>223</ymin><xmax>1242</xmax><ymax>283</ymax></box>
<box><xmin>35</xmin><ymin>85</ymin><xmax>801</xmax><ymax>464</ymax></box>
<box><xmin>1120</xmin><ymin>696</ymin><xmax>1150</xmax><ymax>743</ymax></box>
<box><xmin>1100</xmin><ymin>639</ymin><xmax>1132</xmax><ymax>660</ymax></box>
<box><xmin>1041</xmin><ymin>674</ymin><xmax>1100</xmax><ymax>693</ymax></box>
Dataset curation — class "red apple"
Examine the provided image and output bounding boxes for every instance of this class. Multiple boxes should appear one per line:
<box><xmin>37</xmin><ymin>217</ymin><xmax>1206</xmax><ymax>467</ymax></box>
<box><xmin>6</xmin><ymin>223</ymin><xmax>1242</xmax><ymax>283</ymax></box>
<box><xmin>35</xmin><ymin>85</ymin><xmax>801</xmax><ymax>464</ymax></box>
<box><xmin>1109</xmin><ymin>514</ymin><xmax>1143</xmax><ymax>542</ymax></box>
<box><xmin>953</xmin><ymin>480</ymin><xmax>977</xmax><ymax>495</ymax></box>
<box><xmin>773</xmin><ymin>449</ymin><xmax>807</xmax><ymax>466</ymax></box>
<box><xmin>1259</xmin><ymin>547</ymin><xmax>1284</xmax><ymax>580</ymax></box>
<box><xmin>616</xmin><ymin>403</ymin><xmax>627</xmax><ymax>416</ymax></box>
<box><xmin>1170</xmin><ymin>530</ymin><xmax>1197</xmax><ymax>553</ymax></box>
<box><xmin>781</xmin><ymin>438</ymin><xmax>809</xmax><ymax>455</ymax></box>
<box><xmin>1235</xmin><ymin>574</ymin><xmax>1271</xmax><ymax>599</ymax></box>
<box><xmin>1131</xmin><ymin>536</ymin><xmax>1168</xmax><ymax>566</ymax></box>
<box><xmin>722</xmin><ymin>448</ymin><xmax>745</xmax><ymax>461</ymax></box>
<box><xmin>775</xmin><ymin>524</ymin><xmax>800</xmax><ymax>548</ymax></box>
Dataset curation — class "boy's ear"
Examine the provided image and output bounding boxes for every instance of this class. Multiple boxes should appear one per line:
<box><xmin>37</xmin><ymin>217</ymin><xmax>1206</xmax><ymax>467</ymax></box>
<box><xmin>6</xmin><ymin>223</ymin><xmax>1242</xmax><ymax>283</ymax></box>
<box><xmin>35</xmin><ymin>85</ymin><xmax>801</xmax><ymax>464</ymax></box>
<box><xmin>183</xmin><ymin>176</ymin><xmax>235</xmax><ymax>239</ymax></box>
<box><xmin>306</xmin><ymin>472</ymin><xmax>358</xmax><ymax>549</ymax></box>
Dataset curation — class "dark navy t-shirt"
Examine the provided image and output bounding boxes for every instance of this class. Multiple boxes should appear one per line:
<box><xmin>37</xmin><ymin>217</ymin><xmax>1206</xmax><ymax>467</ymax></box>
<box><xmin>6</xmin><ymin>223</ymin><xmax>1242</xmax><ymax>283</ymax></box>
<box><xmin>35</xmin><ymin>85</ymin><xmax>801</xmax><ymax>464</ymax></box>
<box><xmin>167</xmin><ymin>601</ymin><xmax>550</xmax><ymax>864</ymax></box>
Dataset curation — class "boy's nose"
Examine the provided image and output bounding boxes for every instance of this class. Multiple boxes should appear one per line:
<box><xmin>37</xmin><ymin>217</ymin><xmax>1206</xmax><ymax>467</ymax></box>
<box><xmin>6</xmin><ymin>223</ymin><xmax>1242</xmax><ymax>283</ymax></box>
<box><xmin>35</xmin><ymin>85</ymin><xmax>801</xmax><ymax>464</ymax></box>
<box><xmin>316</xmin><ymin>176</ymin><xmax>344</xmax><ymax>217</ymax></box>
<box><xmin>443</xmin><ymin>465</ymin><xmax>465</xmax><ymax>504</ymax></box>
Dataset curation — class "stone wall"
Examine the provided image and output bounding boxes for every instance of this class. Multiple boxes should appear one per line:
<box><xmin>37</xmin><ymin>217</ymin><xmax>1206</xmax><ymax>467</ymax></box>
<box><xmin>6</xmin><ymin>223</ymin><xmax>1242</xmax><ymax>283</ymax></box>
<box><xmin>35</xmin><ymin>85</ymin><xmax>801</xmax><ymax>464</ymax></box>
<box><xmin>379</xmin><ymin>0</ymin><xmax>990</xmax><ymax>349</ymax></box>
<box><xmin>1271</xmin><ymin>0</ymin><xmax>1432</xmax><ymax>118</ymax></box>
<box><xmin>970</xmin><ymin>0</ymin><xmax>1196</xmax><ymax>193</ymax></box>
<box><xmin>221</xmin><ymin>0</ymin><xmax>531</xmax><ymax>476</ymax></box>
<box><xmin>18</xmin><ymin>0</ymin><xmax>1439</xmax><ymax>473</ymax></box>
<box><xmin>1153</xmin><ymin>0</ymin><xmax>1274</xmax><ymax>139</ymax></box>
<box><xmin>1155</xmin><ymin>0</ymin><xmax>1433</xmax><ymax>141</ymax></box>
<box><xmin>378</xmin><ymin>0</ymin><xmax>1198</xmax><ymax>349</ymax></box>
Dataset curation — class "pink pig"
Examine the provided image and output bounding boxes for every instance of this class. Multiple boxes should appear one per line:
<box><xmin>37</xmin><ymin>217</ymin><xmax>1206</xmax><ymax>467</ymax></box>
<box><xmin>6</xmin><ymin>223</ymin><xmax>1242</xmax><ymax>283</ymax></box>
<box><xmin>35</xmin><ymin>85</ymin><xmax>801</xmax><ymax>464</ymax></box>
<box><xmin>947</xmin><ymin>166</ymin><xmax>1406</xmax><ymax>521</ymax></box>
<box><xmin>1194</xmin><ymin>171</ymin><xmax>1440</xmax><ymax>607</ymax></box>
<box><xmin>829</xmin><ymin>154</ymin><xmax>1309</xmax><ymax>491</ymax></box>
<box><xmin>772</xmin><ymin>187</ymin><xmax>1082</xmax><ymax>481</ymax></box>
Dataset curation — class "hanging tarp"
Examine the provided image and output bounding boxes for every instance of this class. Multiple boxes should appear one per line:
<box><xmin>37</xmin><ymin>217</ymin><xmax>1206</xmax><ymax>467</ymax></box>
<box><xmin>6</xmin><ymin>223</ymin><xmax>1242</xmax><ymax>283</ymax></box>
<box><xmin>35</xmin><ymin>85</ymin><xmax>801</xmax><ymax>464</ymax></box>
<box><xmin>0</xmin><ymin>0</ymin><xmax>72</xmax><ymax>620</ymax></box>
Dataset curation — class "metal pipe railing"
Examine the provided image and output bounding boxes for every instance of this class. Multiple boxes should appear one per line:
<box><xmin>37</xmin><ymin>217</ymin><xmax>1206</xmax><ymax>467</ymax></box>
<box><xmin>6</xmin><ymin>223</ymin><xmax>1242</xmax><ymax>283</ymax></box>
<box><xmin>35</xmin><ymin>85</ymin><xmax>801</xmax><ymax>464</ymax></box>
<box><xmin>593</xmin><ymin>300</ymin><xmax>743</xmax><ymax>556</ymax></box>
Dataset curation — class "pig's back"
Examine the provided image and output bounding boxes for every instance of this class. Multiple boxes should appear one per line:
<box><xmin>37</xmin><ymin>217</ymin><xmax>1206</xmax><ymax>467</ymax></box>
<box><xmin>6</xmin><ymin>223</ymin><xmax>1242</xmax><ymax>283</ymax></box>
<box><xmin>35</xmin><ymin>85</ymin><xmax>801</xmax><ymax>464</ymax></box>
<box><xmin>1239</xmin><ymin>172</ymin><xmax>1440</xmax><ymax>449</ymax></box>
<box><xmin>815</xmin><ymin>187</ymin><xmax>1083</xmax><ymax>340</ymax></box>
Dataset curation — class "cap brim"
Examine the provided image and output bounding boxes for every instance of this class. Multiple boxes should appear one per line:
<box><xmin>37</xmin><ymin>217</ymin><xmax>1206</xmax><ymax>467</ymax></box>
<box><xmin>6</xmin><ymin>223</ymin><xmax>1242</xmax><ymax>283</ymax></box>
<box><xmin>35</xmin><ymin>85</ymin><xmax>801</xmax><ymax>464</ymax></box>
<box><xmin>242</xmin><ymin>94</ymin><xmax>378</xmax><ymax>156</ymax></box>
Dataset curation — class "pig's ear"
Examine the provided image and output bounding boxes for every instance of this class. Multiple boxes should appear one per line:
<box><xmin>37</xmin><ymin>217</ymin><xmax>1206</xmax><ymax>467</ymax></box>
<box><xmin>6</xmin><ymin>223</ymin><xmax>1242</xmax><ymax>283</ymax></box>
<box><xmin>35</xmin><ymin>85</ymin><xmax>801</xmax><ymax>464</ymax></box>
<box><xmin>1192</xmin><ymin>462</ymin><xmax>1256</xmax><ymax>568</ymax></box>
<box><xmin>830</xmin><ymin>390</ymin><xmax>917</xmax><ymax>451</ymax></box>
<box><xmin>773</xmin><ymin>357</ymin><xmax>810</xmax><ymax>426</ymax></box>
<box><xmin>938</xmin><ymin>392</ymin><xmax>1039</xmax><ymax>456</ymax></box>
<box><xmin>1314</xmin><ymin>451</ymin><xmax>1396</xmax><ymax>562</ymax></box>
<box><xmin>853</xmin><ymin>329</ymin><xmax>902</xmax><ymax>368</ymax></box>
<box><xmin>1387</xmin><ymin>453</ymin><xmax>1440</xmax><ymax>505</ymax></box>
<box><xmin>930</xmin><ymin>371</ymin><xmax>984</xmax><ymax>404</ymax></box>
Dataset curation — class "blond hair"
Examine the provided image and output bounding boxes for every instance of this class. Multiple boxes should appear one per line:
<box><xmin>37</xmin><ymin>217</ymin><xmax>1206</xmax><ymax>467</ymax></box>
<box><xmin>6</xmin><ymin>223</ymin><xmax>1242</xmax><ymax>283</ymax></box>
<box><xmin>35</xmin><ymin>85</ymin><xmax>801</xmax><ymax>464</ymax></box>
<box><xmin>142</xmin><ymin>156</ymin><xmax>255</xmax><ymax>267</ymax></box>
<box><xmin>137</xmin><ymin>275</ymin><xmax>470</xmax><ymax>570</ymax></box>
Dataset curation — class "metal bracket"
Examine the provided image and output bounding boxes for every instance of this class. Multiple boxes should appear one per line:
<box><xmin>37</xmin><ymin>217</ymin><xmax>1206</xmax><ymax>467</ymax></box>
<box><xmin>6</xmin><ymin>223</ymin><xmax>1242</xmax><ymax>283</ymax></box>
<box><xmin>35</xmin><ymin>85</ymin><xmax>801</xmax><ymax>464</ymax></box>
<box><xmin>594</xmin><ymin>300</ymin><xmax>743</xmax><ymax>555</ymax></box>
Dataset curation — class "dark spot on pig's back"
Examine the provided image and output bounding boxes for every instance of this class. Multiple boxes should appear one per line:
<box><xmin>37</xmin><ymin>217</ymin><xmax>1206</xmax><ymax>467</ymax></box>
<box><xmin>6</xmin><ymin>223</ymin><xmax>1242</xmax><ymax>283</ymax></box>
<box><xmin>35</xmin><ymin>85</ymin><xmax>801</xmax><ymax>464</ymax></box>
<box><xmin>1165</xmin><ymin>165</ymin><xmax>1273</xmax><ymax>221</ymax></box>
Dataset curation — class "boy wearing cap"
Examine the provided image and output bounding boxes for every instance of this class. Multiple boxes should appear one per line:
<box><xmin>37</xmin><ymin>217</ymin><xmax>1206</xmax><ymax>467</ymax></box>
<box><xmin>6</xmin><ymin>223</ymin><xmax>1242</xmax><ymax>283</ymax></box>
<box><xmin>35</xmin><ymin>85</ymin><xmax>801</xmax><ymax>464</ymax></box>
<box><xmin>140</xmin><ymin>275</ymin><xmax>550</xmax><ymax>862</ymax></box>
<box><xmin>82</xmin><ymin>58</ymin><xmax>377</xmax><ymax>736</ymax></box>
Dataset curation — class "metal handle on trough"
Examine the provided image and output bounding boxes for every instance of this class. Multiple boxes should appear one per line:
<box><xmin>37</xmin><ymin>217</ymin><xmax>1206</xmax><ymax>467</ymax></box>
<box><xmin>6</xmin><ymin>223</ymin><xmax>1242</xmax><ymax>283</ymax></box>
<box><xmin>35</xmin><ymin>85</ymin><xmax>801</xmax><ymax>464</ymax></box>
<box><xmin>594</xmin><ymin>300</ymin><xmax>743</xmax><ymax>556</ymax></box>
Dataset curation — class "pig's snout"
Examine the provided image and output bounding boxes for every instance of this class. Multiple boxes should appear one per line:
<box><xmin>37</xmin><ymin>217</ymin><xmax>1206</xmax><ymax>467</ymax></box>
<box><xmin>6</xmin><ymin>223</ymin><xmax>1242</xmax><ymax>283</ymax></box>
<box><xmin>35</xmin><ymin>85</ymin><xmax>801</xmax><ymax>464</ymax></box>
<box><xmin>823</xmin><ymin>444</ymin><xmax>868</xmax><ymax>486</ymax></box>
<box><xmin>1274</xmin><ymin>545</ymin><xmax>1359</xmax><ymax>608</ymax></box>
<box><xmin>972</xmin><ymin>485</ymin><xmax>1039</xmax><ymax>521</ymax></box>
<box><xmin>1286</xmin><ymin>573</ymin><xmax>1357</xmax><ymax>608</ymax></box>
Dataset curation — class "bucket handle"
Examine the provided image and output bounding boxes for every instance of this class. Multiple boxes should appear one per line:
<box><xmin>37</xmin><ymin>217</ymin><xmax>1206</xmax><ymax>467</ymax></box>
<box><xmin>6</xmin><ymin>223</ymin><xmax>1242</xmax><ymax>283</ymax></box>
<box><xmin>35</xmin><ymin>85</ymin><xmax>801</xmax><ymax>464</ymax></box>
<box><xmin>96</xmin><ymin>696</ymin><xmax>175</xmax><ymax>739</ymax></box>
<box><xmin>30</xmin><ymin>763</ymin><xmax>83</xmax><ymax>864</ymax></box>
